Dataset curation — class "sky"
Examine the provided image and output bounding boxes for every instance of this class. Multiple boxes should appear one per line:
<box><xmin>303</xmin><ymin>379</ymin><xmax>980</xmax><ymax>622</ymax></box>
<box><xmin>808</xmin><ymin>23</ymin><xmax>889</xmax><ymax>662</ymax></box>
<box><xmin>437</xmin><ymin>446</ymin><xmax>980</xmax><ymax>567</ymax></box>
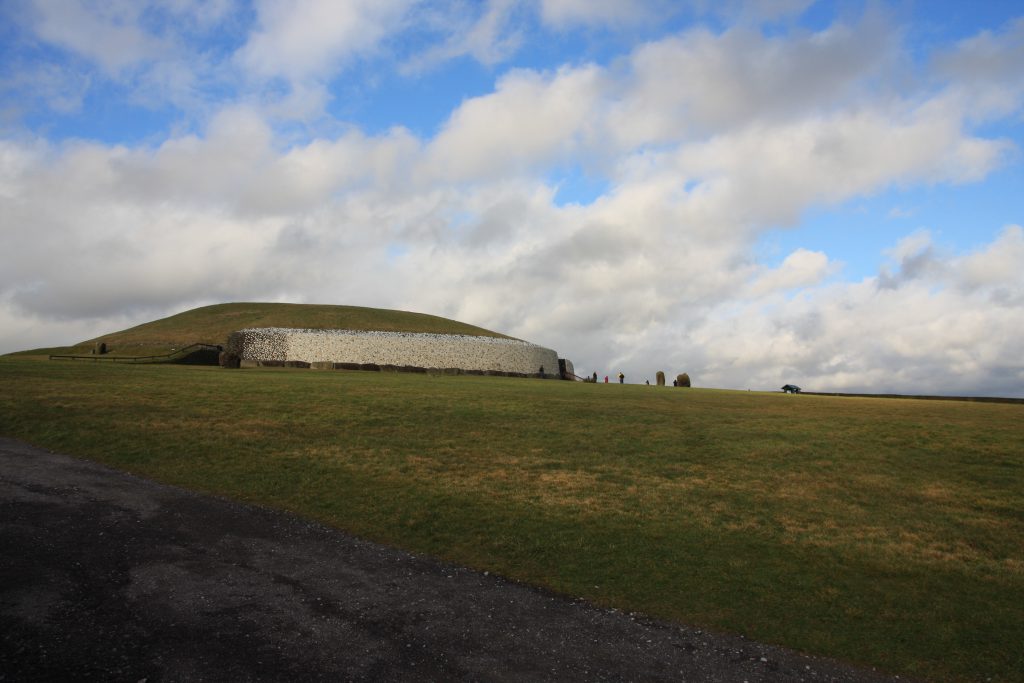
<box><xmin>1</xmin><ymin>0</ymin><xmax>1023</xmax><ymax>396</ymax></box>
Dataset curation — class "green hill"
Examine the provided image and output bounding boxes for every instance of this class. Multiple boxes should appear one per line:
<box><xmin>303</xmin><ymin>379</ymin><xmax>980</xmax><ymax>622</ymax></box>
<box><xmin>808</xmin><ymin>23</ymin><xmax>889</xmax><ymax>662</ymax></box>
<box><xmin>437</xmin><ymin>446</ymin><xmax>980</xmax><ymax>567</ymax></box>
<box><xmin>21</xmin><ymin>302</ymin><xmax>511</xmax><ymax>357</ymax></box>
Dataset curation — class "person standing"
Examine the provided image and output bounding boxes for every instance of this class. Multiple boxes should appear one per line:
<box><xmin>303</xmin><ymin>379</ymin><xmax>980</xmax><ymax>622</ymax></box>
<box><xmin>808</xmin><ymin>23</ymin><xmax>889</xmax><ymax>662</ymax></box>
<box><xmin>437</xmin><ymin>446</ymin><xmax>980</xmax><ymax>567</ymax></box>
<box><xmin>618</xmin><ymin>372</ymin><xmax>624</xmax><ymax>384</ymax></box>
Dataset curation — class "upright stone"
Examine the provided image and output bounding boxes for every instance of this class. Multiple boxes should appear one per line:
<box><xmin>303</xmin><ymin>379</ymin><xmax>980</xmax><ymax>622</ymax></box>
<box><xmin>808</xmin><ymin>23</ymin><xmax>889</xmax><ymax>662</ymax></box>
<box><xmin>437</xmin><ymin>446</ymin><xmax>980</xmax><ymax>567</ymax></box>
<box><xmin>656</xmin><ymin>371</ymin><xmax>665</xmax><ymax>386</ymax></box>
<box><xmin>676</xmin><ymin>373</ymin><xmax>691</xmax><ymax>387</ymax></box>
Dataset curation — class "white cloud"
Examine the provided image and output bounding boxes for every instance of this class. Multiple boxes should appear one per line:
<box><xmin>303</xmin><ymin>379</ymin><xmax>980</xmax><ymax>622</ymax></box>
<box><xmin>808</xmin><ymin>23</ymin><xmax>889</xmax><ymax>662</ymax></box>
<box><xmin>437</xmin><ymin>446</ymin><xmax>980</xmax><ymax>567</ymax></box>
<box><xmin>407</xmin><ymin>0</ymin><xmax>523</xmax><ymax>72</ymax></box>
<box><xmin>0</xmin><ymin>61</ymin><xmax>91</xmax><ymax>116</ymax></box>
<box><xmin>747</xmin><ymin>249</ymin><xmax>832</xmax><ymax>296</ymax></box>
<box><xmin>235</xmin><ymin>0</ymin><xmax>413</xmax><ymax>81</ymax></box>
<box><xmin>877</xmin><ymin>231</ymin><xmax>942</xmax><ymax>289</ymax></box>
<box><xmin>10</xmin><ymin>0</ymin><xmax>246</xmax><ymax>128</ymax></box>
<box><xmin>933</xmin><ymin>17</ymin><xmax>1024</xmax><ymax>121</ymax></box>
<box><xmin>424</xmin><ymin>64</ymin><xmax>606</xmax><ymax>181</ymax></box>
<box><xmin>424</xmin><ymin>11</ymin><xmax>921</xmax><ymax>191</ymax></box>
<box><xmin>607</xmin><ymin>13</ymin><xmax>898</xmax><ymax>143</ymax></box>
<box><xmin>26</xmin><ymin>0</ymin><xmax>165</xmax><ymax>74</ymax></box>
<box><xmin>955</xmin><ymin>225</ymin><xmax>1024</xmax><ymax>294</ymax></box>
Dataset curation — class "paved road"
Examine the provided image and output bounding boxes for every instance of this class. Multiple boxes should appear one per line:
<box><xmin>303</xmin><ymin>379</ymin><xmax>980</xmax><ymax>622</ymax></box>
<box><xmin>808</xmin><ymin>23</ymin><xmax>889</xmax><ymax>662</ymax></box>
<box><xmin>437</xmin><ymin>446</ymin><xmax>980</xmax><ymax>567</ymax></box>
<box><xmin>0</xmin><ymin>437</ymin><xmax>901</xmax><ymax>682</ymax></box>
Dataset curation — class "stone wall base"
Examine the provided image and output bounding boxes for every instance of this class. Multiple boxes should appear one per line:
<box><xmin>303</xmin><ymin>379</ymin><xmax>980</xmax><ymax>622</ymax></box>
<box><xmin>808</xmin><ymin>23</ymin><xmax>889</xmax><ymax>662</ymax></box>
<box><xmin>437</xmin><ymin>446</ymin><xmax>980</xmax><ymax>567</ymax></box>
<box><xmin>231</xmin><ymin>359</ymin><xmax>560</xmax><ymax>379</ymax></box>
<box><xmin>226</xmin><ymin>327</ymin><xmax>565</xmax><ymax>378</ymax></box>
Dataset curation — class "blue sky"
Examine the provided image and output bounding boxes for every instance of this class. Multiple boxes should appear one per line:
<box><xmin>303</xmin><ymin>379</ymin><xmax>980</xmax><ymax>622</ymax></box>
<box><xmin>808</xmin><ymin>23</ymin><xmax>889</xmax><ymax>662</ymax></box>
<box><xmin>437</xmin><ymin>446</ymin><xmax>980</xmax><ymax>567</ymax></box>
<box><xmin>1</xmin><ymin>0</ymin><xmax>1023</xmax><ymax>396</ymax></box>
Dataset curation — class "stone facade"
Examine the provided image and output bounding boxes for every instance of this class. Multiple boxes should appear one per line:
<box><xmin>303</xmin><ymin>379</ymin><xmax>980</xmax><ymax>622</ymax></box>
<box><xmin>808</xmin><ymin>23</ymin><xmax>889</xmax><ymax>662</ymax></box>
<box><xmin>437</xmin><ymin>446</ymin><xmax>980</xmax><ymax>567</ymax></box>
<box><xmin>226</xmin><ymin>328</ymin><xmax>562</xmax><ymax>377</ymax></box>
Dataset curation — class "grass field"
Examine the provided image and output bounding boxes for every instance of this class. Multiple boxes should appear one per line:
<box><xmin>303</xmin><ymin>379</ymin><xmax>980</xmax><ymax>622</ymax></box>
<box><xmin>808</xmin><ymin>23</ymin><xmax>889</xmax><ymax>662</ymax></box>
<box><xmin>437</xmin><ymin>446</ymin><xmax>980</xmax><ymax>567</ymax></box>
<box><xmin>1</xmin><ymin>357</ymin><xmax>1022</xmax><ymax>681</ymax></box>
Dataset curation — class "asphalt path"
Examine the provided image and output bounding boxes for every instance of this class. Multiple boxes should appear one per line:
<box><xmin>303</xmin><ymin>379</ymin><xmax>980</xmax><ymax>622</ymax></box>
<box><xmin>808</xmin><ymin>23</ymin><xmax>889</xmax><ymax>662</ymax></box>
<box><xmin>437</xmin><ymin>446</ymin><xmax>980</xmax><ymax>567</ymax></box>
<box><xmin>0</xmin><ymin>437</ymin><xmax>902</xmax><ymax>682</ymax></box>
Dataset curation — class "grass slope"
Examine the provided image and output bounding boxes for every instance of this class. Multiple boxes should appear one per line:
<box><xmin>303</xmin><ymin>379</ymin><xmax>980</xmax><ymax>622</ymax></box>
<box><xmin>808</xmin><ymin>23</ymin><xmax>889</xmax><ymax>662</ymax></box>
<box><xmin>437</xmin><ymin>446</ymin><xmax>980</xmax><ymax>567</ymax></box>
<box><xmin>1</xmin><ymin>358</ymin><xmax>1022</xmax><ymax>682</ymax></box>
<box><xmin>14</xmin><ymin>302</ymin><xmax>510</xmax><ymax>357</ymax></box>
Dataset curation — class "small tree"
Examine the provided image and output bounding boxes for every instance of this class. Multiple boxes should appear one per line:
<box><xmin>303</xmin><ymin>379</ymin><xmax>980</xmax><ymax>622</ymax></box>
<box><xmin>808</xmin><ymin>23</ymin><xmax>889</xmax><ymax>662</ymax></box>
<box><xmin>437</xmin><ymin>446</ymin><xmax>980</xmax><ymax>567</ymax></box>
<box><xmin>656</xmin><ymin>371</ymin><xmax>665</xmax><ymax>386</ymax></box>
<box><xmin>676</xmin><ymin>373</ymin><xmax>691</xmax><ymax>387</ymax></box>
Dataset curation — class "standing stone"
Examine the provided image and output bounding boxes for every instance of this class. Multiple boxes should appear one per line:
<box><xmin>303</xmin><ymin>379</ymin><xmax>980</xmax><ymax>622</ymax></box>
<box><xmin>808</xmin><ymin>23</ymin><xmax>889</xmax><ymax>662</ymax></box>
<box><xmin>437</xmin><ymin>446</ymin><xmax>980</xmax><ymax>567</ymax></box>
<box><xmin>676</xmin><ymin>373</ymin><xmax>691</xmax><ymax>387</ymax></box>
<box><xmin>656</xmin><ymin>371</ymin><xmax>665</xmax><ymax>386</ymax></box>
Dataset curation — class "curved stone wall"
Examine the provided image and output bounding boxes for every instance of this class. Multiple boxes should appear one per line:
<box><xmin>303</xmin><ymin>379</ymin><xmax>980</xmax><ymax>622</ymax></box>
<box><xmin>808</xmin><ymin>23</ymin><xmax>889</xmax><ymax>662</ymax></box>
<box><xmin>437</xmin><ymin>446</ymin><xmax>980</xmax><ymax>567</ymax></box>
<box><xmin>226</xmin><ymin>328</ymin><xmax>561</xmax><ymax>376</ymax></box>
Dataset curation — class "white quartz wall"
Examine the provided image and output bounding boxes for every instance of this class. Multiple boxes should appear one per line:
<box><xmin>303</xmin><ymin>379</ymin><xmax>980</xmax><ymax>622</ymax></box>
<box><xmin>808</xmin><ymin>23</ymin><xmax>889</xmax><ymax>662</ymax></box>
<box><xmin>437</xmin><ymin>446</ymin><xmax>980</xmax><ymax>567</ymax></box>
<box><xmin>226</xmin><ymin>328</ymin><xmax>560</xmax><ymax>375</ymax></box>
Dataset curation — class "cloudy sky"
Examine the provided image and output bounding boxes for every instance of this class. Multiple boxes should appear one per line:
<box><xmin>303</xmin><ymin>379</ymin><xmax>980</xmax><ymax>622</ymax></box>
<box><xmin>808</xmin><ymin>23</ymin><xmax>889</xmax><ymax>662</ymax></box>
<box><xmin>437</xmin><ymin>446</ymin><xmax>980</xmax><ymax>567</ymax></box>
<box><xmin>1</xmin><ymin>0</ymin><xmax>1022</xmax><ymax>395</ymax></box>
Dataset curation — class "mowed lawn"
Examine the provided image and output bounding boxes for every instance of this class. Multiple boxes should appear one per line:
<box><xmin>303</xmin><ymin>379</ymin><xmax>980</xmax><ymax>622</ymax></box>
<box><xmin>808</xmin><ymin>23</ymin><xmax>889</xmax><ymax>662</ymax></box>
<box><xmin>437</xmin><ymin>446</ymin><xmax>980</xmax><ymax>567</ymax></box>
<box><xmin>1</xmin><ymin>358</ymin><xmax>1021</xmax><ymax>681</ymax></box>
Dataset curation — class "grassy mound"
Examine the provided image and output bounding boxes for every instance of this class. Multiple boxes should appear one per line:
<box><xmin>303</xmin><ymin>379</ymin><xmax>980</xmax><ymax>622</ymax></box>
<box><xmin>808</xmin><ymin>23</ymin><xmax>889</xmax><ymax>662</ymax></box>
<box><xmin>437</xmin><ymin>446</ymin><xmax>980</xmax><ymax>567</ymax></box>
<box><xmin>21</xmin><ymin>302</ymin><xmax>510</xmax><ymax>357</ymax></box>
